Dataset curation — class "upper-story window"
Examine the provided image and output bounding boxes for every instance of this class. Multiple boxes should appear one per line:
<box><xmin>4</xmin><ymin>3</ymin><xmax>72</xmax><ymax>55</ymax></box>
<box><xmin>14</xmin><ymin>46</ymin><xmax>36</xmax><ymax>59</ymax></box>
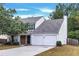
<box><xmin>26</xmin><ymin>23</ymin><xmax>35</xmax><ymax>30</ymax></box>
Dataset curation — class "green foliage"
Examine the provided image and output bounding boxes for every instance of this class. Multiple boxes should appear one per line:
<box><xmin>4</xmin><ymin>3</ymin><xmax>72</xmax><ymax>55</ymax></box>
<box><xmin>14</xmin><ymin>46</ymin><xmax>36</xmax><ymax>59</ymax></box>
<box><xmin>8</xmin><ymin>20</ymin><xmax>27</xmax><ymax>35</ymax></box>
<box><xmin>49</xmin><ymin>3</ymin><xmax>79</xmax><ymax>19</ymax></box>
<box><xmin>68</xmin><ymin>17</ymin><xmax>78</xmax><ymax>32</ymax></box>
<box><xmin>5</xmin><ymin>42</ymin><xmax>19</xmax><ymax>45</ymax></box>
<box><xmin>75</xmin><ymin>30</ymin><xmax>79</xmax><ymax>39</ymax></box>
<box><xmin>49</xmin><ymin>4</ymin><xmax>64</xmax><ymax>19</ymax></box>
<box><xmin>68</xmin><ymin>31</ymin><xmax>76</xmax><ymax>39</ymax></box>
<box><xmin>68</xmin><ymin>30</ymin><xmax>79</xmax><ymax>39</ymax></box>
<box><xmin>49</xmin><ymin>3</ymin><xmax>79</xmax><ymax>39</ymax></box>
<box><xmin>0</xmin><ymin>4</ymin><xmax>27</xmax><ymax>35</ymax></box>
<box><xmin>49</xmin><ymin>9</ymin><xmax>63</xmax><ymax>19</ymax></box>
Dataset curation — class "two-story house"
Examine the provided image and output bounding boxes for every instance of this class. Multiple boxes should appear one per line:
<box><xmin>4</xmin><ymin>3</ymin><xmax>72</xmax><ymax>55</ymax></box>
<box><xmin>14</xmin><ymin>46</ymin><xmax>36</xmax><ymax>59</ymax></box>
<box><xmin>2</xmin><ymin>15</ymin><xmax>67</xmax><ymax>47</ymax></box>
<box><xmin>13</xmin><ymin>16</ymin><xmax>45</xmax><ymax>45</ymax></box>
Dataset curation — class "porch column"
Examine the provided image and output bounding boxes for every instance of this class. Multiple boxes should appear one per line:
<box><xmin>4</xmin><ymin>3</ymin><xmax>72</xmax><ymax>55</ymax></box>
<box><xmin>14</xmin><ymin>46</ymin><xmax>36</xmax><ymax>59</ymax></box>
<box><xmin>17</xmin><ymin>36</ymin><xmax>21</xmax><ymax>45</ymax></box>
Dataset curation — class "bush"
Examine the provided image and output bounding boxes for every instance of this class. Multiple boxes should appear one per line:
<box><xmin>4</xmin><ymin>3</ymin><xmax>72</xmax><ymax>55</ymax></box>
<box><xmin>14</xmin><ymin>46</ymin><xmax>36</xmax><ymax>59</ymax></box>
<box><xmin>4</xmin><ymin>42</ymin><xmax>19</xmax><ymax>45</ymax></box>
<box><xmin>56</xmin><ymin>41</ymin><xmax>62</xmax><ymax>46</ymax></box>
<box><xmin>13</xmin><ymin>42</ymin><xmax>19</xmax><ymax>45</ymax></box>
<box><xmin>68</xmin><ymin>31</ymin><xmax>76</xmax><ymax>39</ymax></box>
<box><xmin>68</xmin><ymin>30</ymin><xmax>79</xmax><ymax>40</ymax></box>
<box><xmin>4</xmin><ymin>42</ymin><xmax>12</xmax><ymax>45</ymax></box>
<box><xmin>75</xmin><ymin>30</ymin><xmax>79</xmax><ymax>39</ymax></box>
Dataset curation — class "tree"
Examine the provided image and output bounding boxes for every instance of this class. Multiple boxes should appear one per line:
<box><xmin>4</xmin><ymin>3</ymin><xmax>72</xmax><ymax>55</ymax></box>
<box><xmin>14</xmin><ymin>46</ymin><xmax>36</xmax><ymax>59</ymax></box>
<box><xmin>49</xmin><ymin>4</ymin><xmax>63</xmax><ymax>19</ymax></box>
<box><xmin>49</xmin><ymin>3</ymin><xmax>79</xmax><ymax>19</ymax></box>
<box><xmin>49</xmin><ymin>3</ymin><xmax>79</xmax><ymax>39</ymax></box>
<box><xmin>0</xmin><ymin>4</ymin><xmax>27</xmax><ymax>36</ymax></box>
<box><xmin>68</xmin><ymin>30</ymin><xmax>79</xmax><ymax>40</ymax></box>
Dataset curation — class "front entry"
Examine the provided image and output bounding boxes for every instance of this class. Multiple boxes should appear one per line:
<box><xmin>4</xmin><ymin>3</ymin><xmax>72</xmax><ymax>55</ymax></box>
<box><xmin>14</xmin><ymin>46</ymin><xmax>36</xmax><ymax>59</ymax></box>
<box><xmin>20</xmin><ymin>35</ymin><xmax>26</xmax><ymax>45</ymax></box>
<box><xmin>27</xmin><ymin>35</ymin><xmax>31</xmax><ymax>45</ymax></box>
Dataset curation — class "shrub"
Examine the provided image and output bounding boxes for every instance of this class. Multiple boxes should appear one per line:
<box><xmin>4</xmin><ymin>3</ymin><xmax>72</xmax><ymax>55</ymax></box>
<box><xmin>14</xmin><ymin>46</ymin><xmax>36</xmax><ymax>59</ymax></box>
<box><xmin>68</xmin><ymin>31</ymin><xmax>76</xmax><ymax>39</ymax></box>
<box><xmin>75</xmin><ymin>30</ymin><xmax>79</xmax><ymax>39</ymax></box>
<box><xmin>4</xmin><ymin>42</ymin><xmax>19</xmax><ymax>45</ymax></box>
<box><xmin>4</xmin><ymin>42</ymin><xmax>12</xmax><ymax>45</ymax></box>
<box><xmin>68</xmin><ymin>30</ymin><xmax>79</xmax><ymax>40</ymax></box>
<box><xmin>13</xmin><ymin>42</ymin><xmax>19</xmax><ymax>45</ymax></box>
<box><xmin>56</xmin><ymin>41</ymin><xmax>62</xmax><ymax>46</ymax></box>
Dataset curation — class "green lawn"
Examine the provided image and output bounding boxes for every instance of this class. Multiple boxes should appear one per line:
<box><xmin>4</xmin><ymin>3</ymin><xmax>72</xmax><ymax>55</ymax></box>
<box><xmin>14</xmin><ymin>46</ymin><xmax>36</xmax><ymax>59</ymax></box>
<box><xmin>0</xmin><ymin>45</ymin><xmax>20</xmax><ymax>50</ymax></box>
<box><xmin>36</xmin><ymin>45</ymin><xmax>79</xmax><ymax>56</ymax></box>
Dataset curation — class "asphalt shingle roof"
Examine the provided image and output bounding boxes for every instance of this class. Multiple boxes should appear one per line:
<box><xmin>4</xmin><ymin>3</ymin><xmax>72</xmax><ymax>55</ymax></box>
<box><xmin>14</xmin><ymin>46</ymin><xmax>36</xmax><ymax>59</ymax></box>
<box><xmin>21</xmin><ymin>16</ymin><xmax>43</xmax><ymax>24</ymax></box>
<box><xmin>32</xmin><ymin>19</ymin><xmax>64</xmax><ymax>34</ymax></box>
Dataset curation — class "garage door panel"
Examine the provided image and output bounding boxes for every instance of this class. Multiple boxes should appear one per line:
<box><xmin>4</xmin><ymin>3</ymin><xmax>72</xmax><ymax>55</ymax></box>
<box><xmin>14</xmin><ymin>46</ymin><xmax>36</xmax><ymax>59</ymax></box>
<box><xmin>31</xmin><ymin>35</ymin><xmax>43</xmax><ymax>45</ymax></box>
<box><xmin>31</xmin><ymin>35</ymin><xmax>57</xmax><ymax>45</ymax></box>
<box><xmin>44</xmin><ymin>36</ymin><xmax>56</xmax><ymax>45</ymax></box>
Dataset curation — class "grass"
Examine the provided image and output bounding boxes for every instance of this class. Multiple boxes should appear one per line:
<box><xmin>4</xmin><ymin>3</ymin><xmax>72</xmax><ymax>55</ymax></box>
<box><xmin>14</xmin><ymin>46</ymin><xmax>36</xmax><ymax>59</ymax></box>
<box><xmin>36</xmin><ymin>45</ymin><xmax>79</xmax><ymax>56</ymax></box>
<box><xmin>0</xmin><ymin>44</ymin><xmax>20</xmax><ymax>50</ymax></box>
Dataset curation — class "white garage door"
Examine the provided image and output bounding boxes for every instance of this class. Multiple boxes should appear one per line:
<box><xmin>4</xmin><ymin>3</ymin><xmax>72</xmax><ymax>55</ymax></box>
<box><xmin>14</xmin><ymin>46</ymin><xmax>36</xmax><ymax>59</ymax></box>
<box><xmin>31</xmin><ymin>35</ymin><xmax>43</xmax><ymax>45</ymax></box>
<box><xmin>31</xmin><ymin>35</ymin><xmax>57</xmax><ymax>45</ymax></box>
<box><xmin>43</xmin><ymin>36</ymin><xmax>56</xmax><ymax>45</ymax></box>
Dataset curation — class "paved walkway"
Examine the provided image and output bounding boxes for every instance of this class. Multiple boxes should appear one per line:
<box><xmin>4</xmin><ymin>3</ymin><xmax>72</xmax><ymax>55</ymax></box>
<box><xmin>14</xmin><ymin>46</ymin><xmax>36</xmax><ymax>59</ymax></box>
<box><xmin>0</xmin><ymin>46</ymin><xmax>54</xmax><ymax>56</ymax></box>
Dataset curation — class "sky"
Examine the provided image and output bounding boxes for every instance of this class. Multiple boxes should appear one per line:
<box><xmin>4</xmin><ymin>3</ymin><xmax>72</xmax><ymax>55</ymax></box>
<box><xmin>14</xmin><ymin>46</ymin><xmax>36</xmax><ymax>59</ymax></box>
<box><xmin>4</xmin><ymin>3</ymin><xmax>57</xmax><ymax>19</ymax></box>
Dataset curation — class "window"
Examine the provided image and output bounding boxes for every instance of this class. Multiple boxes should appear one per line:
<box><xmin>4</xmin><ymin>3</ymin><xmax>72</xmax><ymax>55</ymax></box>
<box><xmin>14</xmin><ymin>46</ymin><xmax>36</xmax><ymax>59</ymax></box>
<box><xmin>27</xmin><ymin>23</ymin><xmax>35</xmax><ymax>30</ymax></box>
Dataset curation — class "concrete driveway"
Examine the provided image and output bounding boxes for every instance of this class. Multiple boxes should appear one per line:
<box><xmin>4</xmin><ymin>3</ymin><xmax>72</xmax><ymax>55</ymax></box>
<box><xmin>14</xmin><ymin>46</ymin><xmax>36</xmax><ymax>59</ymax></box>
<box><xmin>0</xmin><ymin>46</ymin><xmax>54</xmax><ymax>56</ymax></box>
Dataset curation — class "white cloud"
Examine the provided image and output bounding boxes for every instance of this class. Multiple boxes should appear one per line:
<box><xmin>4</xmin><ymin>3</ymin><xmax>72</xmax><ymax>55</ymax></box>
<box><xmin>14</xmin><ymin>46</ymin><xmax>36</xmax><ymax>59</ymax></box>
<box><xmin>14</xmin><ymin>15</ymin><xmax>31</xmax><ymax>18</ymax></box>
<box><xmin>6</xmin><ymin>8</ymin><xmax>30</xmax><ymax>11</ymax></box>
<box><xmin>14</xmin><ymin>14</ymin><xmax>43</xmax><ymax>18</ymax></box>
<box><xmin>39</xmin><ymin>8</ymin><xmax>55</xmax><ymax>13</ymax></box>
<box><xmin>15</xmin><ymin>8</ymin><xmax>30</xmax><ymax>11</ymax></box>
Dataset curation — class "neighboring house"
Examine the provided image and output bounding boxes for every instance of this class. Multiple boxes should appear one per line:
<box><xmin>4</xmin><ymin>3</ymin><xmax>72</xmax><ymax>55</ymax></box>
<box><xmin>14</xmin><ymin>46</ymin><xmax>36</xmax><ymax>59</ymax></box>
<box><xmin>0</xmin><ymin>35</ymin><xmax>10</xmax><ymax>44</ymax></box>
<box><xmin>1</xmin><ymin>16</ymin><xmax>67</xmax><ymax>46</ymax></box>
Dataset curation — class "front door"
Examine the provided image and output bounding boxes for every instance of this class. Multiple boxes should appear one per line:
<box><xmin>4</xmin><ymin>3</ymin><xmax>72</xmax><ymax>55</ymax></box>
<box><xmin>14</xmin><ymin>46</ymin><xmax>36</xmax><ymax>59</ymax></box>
<box><xmin>27</xmin><ymin>35</ymin><xmax>31</xmax><ymax>45</ymax></box>
<box><xmin>20</xmin><ymin>35</ymin><xmax>26</xmax><ymax>44</ymax></box>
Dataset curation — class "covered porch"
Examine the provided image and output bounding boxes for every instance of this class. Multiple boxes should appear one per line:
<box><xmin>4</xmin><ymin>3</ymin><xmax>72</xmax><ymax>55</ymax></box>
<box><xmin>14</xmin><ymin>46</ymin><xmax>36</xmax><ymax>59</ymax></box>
<box><xmin>13</xmin><ymin>34</ymin><xmax>31</xmax><ymax>45</ymax></box>
<box><xmin>20</xmin><ymin>35</ymin><xmax>31</xmax><ymax>45</ymax></box>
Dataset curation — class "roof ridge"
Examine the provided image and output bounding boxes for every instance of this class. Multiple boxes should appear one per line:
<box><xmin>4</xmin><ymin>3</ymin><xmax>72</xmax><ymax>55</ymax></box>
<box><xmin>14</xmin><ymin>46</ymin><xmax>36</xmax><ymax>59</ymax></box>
<box><xmin>22</xmin><ymin>16</ymin><xmax>43</xmax><ymax>19</ymax></box>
